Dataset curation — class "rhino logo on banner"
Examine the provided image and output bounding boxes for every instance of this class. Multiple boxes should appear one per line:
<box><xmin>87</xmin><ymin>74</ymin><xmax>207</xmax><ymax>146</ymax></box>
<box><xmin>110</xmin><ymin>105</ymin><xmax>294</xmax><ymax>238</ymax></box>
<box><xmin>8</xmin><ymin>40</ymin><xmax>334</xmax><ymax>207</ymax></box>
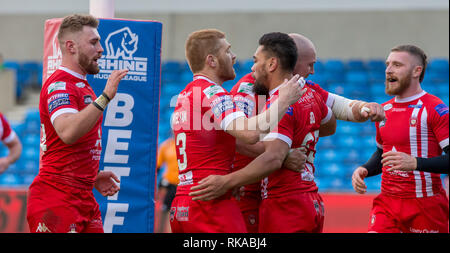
<box><xmin>95</xmin><ymin>26</ymin><xmax>148</xmax><ymax>82</ymax></box>
<box><xmin>105</xmin><ymin>27</ymin><xmax>139</xmax><ymax>60</ymax></box>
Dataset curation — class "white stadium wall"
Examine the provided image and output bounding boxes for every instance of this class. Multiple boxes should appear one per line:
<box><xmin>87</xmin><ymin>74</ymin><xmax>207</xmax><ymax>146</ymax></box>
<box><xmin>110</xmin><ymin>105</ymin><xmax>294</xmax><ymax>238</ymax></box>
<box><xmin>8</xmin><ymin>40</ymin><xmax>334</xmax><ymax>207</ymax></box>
<box><xmin>0</xmin><ymin>0</ymin><xmax>448</xmax><ymax>61</ymax></box>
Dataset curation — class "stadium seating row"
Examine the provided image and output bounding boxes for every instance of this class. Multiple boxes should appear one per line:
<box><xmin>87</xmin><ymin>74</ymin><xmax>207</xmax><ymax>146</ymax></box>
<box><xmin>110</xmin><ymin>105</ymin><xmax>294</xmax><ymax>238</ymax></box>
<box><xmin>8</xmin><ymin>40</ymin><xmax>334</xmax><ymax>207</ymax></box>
<box><xmin>1</xmin><ymin>58</ymin><xmax>448</xmax><ymax>192</ymax></box>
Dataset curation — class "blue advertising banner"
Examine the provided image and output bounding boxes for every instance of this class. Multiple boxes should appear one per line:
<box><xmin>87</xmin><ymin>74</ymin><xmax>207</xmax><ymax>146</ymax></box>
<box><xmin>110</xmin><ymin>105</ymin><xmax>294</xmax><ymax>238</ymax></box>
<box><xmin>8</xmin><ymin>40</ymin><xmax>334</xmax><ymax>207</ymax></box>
<box><xmin>88</xmin><ymin>18</ymin><xmax>162</xmax><ymax>233</ymax></box>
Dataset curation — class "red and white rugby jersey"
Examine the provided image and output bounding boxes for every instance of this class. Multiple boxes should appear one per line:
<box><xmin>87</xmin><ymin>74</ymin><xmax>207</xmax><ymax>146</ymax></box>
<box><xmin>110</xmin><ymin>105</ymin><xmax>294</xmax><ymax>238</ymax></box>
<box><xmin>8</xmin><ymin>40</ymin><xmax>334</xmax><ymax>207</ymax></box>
<box><xmin>376</xmin><ymin>91</ymin><xmax>449</xmax><ymax>198</ymax></box>
<box><xmin>230</xmin><ymin>73</ymin><xmax>264</xmax><ymax>194</ymax></box>
<box><xmin>38</xmin><ymin>66</ymin><xmax>102</xmax><ymax>190</ymax></box>
<box><xmin>172</xmin><ymin>74</ymin><xmax>246</xmax><ymax>196</ymax></box>
<box><xmin>261</xmin><ymin>86</ymin><xmax>333</xmax><ymax>199</ymax></box>
<box><xmin>0</xmin><ymin>112</ymin><xmax>16</xmax><ymax>144</ymax></box>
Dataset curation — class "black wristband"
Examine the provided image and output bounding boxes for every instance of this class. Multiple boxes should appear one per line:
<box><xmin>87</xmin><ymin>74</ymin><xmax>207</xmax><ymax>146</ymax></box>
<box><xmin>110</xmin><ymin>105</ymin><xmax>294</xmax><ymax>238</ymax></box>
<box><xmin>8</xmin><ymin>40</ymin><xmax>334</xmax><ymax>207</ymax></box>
<box><xmin>92</xmin><ymin>101</ymin><xmax>104</xmax><ymax>111</ymax></box>
<box><xmin>362</xmin><ymin>147</ymin><xmax>383</xmax><ymax>177</ymax></box>
<box><xmin>102</xmin><ymin>92</ymin><xmax>111</xmax><ymax>102</ymax></box>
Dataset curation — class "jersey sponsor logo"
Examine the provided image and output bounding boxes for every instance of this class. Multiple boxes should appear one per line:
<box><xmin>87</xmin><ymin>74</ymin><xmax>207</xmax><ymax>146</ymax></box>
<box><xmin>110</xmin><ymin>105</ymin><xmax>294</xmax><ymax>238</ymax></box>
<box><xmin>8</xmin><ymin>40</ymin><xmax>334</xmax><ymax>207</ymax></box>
<box><xmin>305</xmin><ymin>79</ymin><xmax>316</xmax><ymax>86</ymax></box>
<box><xmin>286</xmin><ymin>106</ymin><xmax>294</xmax><ymax>116</ymax></box>
<box><xmin>176</xmin><ymin>206</ymin><xmax>189</xmax><ymax>221</ymax></box>
<box><xmin>383</xmin><ymin>103</ymin><xmax>393</xmax><ymax>111</ymax></box>
<box><xmin>409</xmin><ymin>227</ymin><xmax>439</xmax><ymax>233</ymax></box>
<box><xmin>47</xmin><ymin>92</ymin><xmax>69</xmax><ymax>104</ymax></box>
<box><xmin>68</xmin><ymin>223</ymin><xmax>77</xmax><ymax>233</ymax></box>
<box><xmin>36</xmin><ymin>222</ymin><xmax>51</xmax><ymax>233</ymax></box>
<box><xmin>178</xmin><ymin>171</ymin><xmax>193</xmax><ymax>186</ymax></box>
<box><xmin>210</xmin><ymin>95</ymin><xmax>235</xmax><ymax>118</ymax></box>
<box><xmin>309</xmin><ymin>111</ymin><xmax>315</xmax><ymax>124</ymax></box>
<box><xmin>94</xmin><ymin>27</ymin><xmax>148</xmax><ymax>82</ymax></box>
<box><xmin>370</xmin><ymin>214</ymin><xmax>376</xmax><ymax>225</ymax></box>
<box><xmin>234</xmin><ymin>95</ymin><xmax>255</xmax><ymax>117</ymax></box>
<box><xmin>237</xmin><ymin>82</ymin><xmax>254</xmax><ymax>95</ymax></box>
<box><xmin>48</xmin><ymin>94</ymin><xmax>70</xmax><ymax>113</ymax></box>
<box><xmin>408</xmin><ymin>104</ymin><xmax>422</xmax><ymax>108</ymax></box>
<box><xmin>379</xmin><ymin>118</ymin><xmax>386</xmax><ymax>127</ymax></box>
<box><xmin>47</xmin><ymin>81</ymin><xmax>66</xmax><ymax>94</ymax></box>
<box><xmin>84</xmin><ymin>95</ymin><xmax>93</xmax><ymax>104</ymax></box>
<box><xmin>434</xmin><ymin>104</ymin><xmax>449</xmax><ymax>116</ymax></box>
<box><xmin>75</xmin><ymin>82</ymin><xmax>86</xmax><ymax>88</ymax></box>
<box><xmin>203</xmin><ymin>85</ymin><xmax>226</xmax><ymax>99</ymax></box>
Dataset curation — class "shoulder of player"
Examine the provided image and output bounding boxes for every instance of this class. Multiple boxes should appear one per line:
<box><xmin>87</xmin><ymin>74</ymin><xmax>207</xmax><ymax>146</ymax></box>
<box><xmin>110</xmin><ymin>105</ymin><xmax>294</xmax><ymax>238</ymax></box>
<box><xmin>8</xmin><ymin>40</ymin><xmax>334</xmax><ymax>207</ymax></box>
<box><xmin>422</xmin><ymin>93</ymin><xmax>449</xmax><ymax>116</ymax></box>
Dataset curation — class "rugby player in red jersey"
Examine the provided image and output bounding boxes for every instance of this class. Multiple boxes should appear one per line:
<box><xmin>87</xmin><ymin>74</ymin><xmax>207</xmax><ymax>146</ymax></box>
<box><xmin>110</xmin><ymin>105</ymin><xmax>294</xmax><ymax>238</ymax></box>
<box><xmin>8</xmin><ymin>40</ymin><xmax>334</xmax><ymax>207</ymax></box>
<box><xmin>190</xmin><ymin>32</ymin><xmax>337</xmax><ymax>232</ymax></box>
<box><xmin>26</xmin><ymin>14</ymin><xmax>128</xmax><ymax>233</ymax></box>
<box><xmin>169</xmin><ymin>29</ymin><xmax>305</xmax><ymax>233</ymax></box>
<box><xmin>0</xmin><ymin>112</ymin><xmax>22</xmax><ymax>174</ymax></box>
<box><xmin>227</xmin><ymin>33</ymin><xmax>386</xmax><ymax>232</ymax></box>
<box><xmin>352</xmin><ymin>45</ymin><xmax>449</xmax><ymax>233</ymax></box>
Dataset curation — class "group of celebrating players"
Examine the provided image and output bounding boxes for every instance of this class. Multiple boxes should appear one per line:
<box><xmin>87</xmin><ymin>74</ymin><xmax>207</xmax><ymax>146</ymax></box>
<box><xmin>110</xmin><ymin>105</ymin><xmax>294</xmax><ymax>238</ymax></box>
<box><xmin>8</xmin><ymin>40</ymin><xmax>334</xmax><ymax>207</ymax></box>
<box><xmin>1</xmin><ymin>13</ymin><xmax>445</xmax><ymax>233</ymax></box>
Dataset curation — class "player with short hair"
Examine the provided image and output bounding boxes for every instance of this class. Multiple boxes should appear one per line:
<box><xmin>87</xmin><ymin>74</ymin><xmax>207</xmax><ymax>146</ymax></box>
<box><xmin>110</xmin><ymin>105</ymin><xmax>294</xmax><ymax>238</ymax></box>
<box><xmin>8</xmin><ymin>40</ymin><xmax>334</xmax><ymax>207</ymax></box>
<box><xmin>169</xmin><ymin>29</ymin><xmax>305</xmax><ymax>233</ymax></box>
<box><xmin>190</xmin><ymin>32</ymin><xmax>337</xmax><ymax>232</ymax></box>
<box><xmin>26</xmin><ymin>14</ymin><xmax>128</xmax><ymax>233</ymax></box>
<box><xmin>0</xmin><ymin>112</ymin><xmax>22</xmax><ymax>174</ymax></box>
<box><xmin>351</xmin><ymin>44</ymin><xmax>449</xmax><ymax>233</ymax></box>
<box><xmin>228</xmin><ymin>33</ymin><xmax>386</xmax><ymax>233</ymax></box>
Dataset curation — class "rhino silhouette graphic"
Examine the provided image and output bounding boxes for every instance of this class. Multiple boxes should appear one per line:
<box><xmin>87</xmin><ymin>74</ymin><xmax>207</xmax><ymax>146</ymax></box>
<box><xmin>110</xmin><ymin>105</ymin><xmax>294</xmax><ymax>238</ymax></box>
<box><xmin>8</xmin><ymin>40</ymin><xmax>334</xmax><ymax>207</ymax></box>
<box><xmin>104</xmin><ymin>27</ymin><xmax>139</xmax><ymax>60</ymax></box>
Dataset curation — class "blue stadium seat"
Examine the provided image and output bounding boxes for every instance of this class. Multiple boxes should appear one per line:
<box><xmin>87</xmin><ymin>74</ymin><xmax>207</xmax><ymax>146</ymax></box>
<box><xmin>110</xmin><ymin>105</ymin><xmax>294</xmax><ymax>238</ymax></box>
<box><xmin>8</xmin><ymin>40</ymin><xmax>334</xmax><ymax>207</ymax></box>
<box><xmin>335</xmin><ymin>121</ymin><xmax>359</xmax><ymax>135</ymax></box>
<box><xmin>368</xmin><ymin>70</ymin><xmax>385</xmax><ymax>83</ymax></box>
<box><xmin>23</xmin><ymin>109</ymin><xmax>40</xmax><ymax>134</ymax></box>
<box><xmin>361</xmin><ymin>135</ymin><xmax>378</xmax><ymax>150</ymax></box>
<box><xmin>424</xmin><ymin>70</ymin><xmax>449</xmax><ymax>83</ymax></box>
<box><xmin>325</xmin><ymin>59</ymin><xmax>345</xmax><ymax>72</ymax></box>
<box><xmin>0</xmin><ymin>173</ymin><xmax>22</xmax><ymax>186</ymax></box>
<box><xmin>162</xmin><ymin>60</ymin><xmax>181</xmax><ymax>73</ymax></box>
<box><xmin>428</xmin><ymin>58</ymin><xmax>449</xmax><ymax>74</ymax></box>
<box><xmin>21</xmin><ymin>61</ymin><xmax>41</xmax><ymax>88</ymax></box>
<box><xmin>317</xmin><ymin>136</ymin><xmax>337</xmax><ymax>149</ymax></box>
<box><xmin>314</xmin><ymin>59</ymin><xmax>325</xmax><ymax>73</ymax></box>
<box><xmin>346</xmin><ymin>71</ymin><xmax>369</xmax><ymax>84</ymax></box>
<box><xmin>366</xmin><ymin>59</ymin><xmax>386</xmax><ymax>71</ymax></box>
<box><xmin>373</xmin><ymin>94</ymin><xmax>391</xmax><ymax>104</ymax></box>
<box><xmin>346</xmin><ymin>59</ymin><xmax>367</xmax><ymax>71</ymax></box>
<box><xmin>316</xmin><ymin>162</ymin><xmax>345</xmax><ymax>177</ymax></box>
<box><xmin>308</xmin><ymin>74</ymin><xmax>327</xmax><ymax>86</ymax></box>
<box><xmin>365</xmin><ymin>176</ymin><xmax>382</xmax><ymax>192</ymax></box>
<box><xmin>436</xmin><ymin>83</ymin><xmax>449</xmax><ymax>97</ymax></box>
<box><xmin>336</xmin><ymin>135</ymin><xmax>362</xmax><ymax>149</ymax></box>
<box><xmin>23</xmin><ymin>134</ymin><xmax>40</xmax><ymax>147</ymax></box>
<box><xmin>359</xmin><ymin>122</ymin><xmax>376</xmax><ymax>136</ymax></box>
<box><xmin>22</xmin><ymin>174</ymin><xmax>37</xmax><ymax>186</ymax></box>
<box><xmin>241</xmin><ymin>59</ymin><xmax>254</xmax><ymax>73</ymax></box>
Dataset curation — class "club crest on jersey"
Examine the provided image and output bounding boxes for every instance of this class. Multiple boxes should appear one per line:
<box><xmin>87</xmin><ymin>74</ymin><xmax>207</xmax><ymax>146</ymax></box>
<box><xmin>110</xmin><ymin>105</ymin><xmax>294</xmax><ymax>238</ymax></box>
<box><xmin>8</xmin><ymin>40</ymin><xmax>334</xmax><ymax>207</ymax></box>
<box><xmin>410</xmin><ymin>116</ymin><xmax>418</xmax><ymax>127</ymax></box>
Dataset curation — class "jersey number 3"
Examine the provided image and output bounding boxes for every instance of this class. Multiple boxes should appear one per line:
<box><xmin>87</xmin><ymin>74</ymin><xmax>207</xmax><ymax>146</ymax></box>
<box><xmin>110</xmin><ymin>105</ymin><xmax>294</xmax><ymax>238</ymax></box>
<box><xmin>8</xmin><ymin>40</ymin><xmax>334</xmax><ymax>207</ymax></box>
<box><xmin>176</xmin><ymin>133</ymin><xmax>187</xmax><ymax>171</ymax></box>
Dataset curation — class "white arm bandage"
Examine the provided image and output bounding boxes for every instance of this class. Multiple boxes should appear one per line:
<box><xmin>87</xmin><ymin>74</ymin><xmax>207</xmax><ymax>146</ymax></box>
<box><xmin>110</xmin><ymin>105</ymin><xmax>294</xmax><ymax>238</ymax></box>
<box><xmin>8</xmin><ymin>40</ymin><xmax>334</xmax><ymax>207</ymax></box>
<box><xmin>329</xmin><ymin>93</ymin><xmax>367</xmax><ymax>122</ymax></box>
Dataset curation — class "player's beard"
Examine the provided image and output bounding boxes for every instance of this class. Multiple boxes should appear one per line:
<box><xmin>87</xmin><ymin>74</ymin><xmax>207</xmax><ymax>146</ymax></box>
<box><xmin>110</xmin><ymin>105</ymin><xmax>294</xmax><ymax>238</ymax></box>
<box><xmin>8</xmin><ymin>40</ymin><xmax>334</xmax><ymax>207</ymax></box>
<box><xmin>385</xmin><ymin>71</ymin><xmax>412</xmax><ymax>96</ymax></box>
<box><xmin>78</xmin><ymin>51</ymin><xmax>100</xmax><ymax>75</ymax></box>
<box><xmin>217</xmin><ymin>56</ymin><xmax>235</xmax><ymax>82</ymax></box>
<box><xmin>253</xmin><ymin>70</ymin><xmax>269</xmax><ymax>97</ymax></box>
